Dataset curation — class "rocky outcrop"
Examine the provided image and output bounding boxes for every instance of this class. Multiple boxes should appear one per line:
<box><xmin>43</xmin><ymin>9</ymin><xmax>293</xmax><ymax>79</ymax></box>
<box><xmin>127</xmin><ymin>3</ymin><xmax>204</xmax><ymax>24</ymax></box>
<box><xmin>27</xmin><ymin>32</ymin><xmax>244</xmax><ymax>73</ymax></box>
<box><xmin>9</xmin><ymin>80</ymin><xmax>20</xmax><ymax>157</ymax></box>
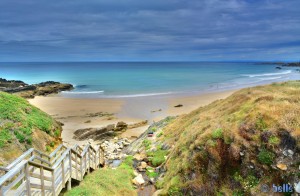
<box><xmin>282</xmin><ymin>62</ymin><xmax>300</xmax><ymax>67</ymax></box>
<box><xmin>73</xmin><ymin>121</ymin><xmax>148</xmax><ymax>141</ymax></box>
<box><xmin>0</xmin><ymin>78</ymin><xmax>73</xmax><ymax>98</ymax></box>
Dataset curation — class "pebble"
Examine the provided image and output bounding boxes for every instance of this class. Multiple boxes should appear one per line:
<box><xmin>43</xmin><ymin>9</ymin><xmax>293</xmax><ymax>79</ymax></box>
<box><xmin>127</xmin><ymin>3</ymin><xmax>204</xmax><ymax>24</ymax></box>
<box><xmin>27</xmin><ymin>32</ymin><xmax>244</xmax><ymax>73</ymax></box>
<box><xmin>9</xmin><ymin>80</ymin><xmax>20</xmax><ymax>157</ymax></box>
<box><xmin>276</xmin><ymin>163</ymin><xmax>288</xmax><ymax>171</ymax></box>
<box><xmin>288</xmin><ymin>149</ymin><xmax>294</xmax><ymax>156</ymax></box>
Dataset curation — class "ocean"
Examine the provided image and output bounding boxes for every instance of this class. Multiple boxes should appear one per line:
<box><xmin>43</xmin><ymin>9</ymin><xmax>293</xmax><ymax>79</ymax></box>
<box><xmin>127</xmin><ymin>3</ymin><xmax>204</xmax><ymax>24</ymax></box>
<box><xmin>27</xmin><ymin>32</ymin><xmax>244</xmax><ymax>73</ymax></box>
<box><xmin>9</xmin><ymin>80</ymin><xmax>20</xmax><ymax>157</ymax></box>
<box><xmin>0</xmin><ymin>62</ymin><xmax>299</xmax><ymax>98</ymax></box>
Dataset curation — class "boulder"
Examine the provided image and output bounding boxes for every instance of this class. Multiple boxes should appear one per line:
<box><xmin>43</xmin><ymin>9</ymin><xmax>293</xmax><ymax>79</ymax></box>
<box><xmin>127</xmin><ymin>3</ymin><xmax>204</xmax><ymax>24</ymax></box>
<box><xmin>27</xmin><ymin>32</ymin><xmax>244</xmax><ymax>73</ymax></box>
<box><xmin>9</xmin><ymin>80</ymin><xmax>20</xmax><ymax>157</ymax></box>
<box><xmin>140</xmin><ymin>161</ymin><xmax>147</xmax><ymax>169</ymax></box>
<box><xmin>115</xmin><ymin>121</ymin><xmax>128</xmax><ymax>132</ymax></box>
<box><xmin>132</xmin><ymin>174</ymin><xmax>145</xmax><ymax>186</ymax></box>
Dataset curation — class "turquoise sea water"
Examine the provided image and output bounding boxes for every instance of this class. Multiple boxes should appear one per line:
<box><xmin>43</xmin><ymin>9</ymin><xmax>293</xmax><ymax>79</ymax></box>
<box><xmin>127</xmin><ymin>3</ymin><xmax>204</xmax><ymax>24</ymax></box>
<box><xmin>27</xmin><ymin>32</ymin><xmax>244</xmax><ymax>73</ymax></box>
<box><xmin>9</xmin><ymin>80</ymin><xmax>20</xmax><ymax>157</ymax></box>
<box><xmin>0</xmin><ymin>62</ymin><xmax>299</xmax><ymax>98</ymax></box>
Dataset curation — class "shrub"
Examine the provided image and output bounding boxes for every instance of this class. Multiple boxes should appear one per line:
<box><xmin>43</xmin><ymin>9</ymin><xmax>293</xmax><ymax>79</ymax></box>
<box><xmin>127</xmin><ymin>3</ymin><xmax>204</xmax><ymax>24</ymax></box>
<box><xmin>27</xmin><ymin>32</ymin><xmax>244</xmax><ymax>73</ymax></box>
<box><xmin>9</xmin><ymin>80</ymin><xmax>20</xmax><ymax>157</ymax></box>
<box><xmin>234</xmin><ymin>172</ymin><xmax>259</xmax><ymax>190</ymax></box>
<box><xmin>148</xmin><ymin>149</ymin><xmax>168</xmax><ymax>167</ymax></box>
<box><xmin>269</xmin><ymin>136</ymin><xmax>280</xmax><ymax>145</ymax></box>
<box><xmin>151</xmin><ymin>127</ymin><xmax>157</xmax><ymax>132</ymax></box>
<box><xmin>50</xmin><ymin>142</ymin><xmax>55</xmax><ymax>147</ymax></box>
<box><xmin>26</xmin><ymin>137</ymin><xmax>32</xmax><ymax>145</ymax></box>
<box><xmin>143</xmin><ymin>139</ymin><xmax>152</xmax><ymax>150</ymax></box>
<box><xmin>255</xmin><ymin>116</ymin><xmax>267</xmax><ymax>130</ymax></box>
<box><xmin>45</xmin><ymin>145</ymin><xmax>51</xmax><ymax>152</ymax></box>
<box><xmin>146</xmin><ymin>170</ymin><xmax>159</xmax><ymax>178</ymax></box>
<box><xmin>54</xmin><ymin>130</ymin><xmax>60</xmax><ymax>137</ymax></box>
<box><xmin>206</xmin><ymin>139</ymin><xmax>216</xmax><ymax>147</ymax></box>
<box><xmin>168</xmin><ymin>176</ymin><xmax>182</xmax><ymax>195</ymax></box>
<box><xmin>212</xmin><ymin>128</ymin><xmax>223</xmax><ymax>139</ymax></box>
<box><xmin>258</xmin><ymin>149</ymin><xmax>275</xmax><ymax>165</ymax></box>
<box><xmin>14</xmin><ymin>131</ymin><xmax>25</xmax><ymax>143</ymax></box>
<box><xmin>0</xmin><ymin>129</ymin><xmax>12</xmax><ymax>147</ymax></box>
<box><xmin>157</xmin><ymin>132</ymin><xmax>163</xmax><ymax>138</ymax></box>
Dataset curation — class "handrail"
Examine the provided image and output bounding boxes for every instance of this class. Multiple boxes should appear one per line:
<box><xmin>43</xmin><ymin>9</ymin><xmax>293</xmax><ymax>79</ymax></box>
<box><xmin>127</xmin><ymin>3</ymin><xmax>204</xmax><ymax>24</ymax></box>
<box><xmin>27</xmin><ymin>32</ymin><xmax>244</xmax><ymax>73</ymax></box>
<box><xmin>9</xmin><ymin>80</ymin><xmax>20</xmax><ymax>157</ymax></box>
<box><xmin>0</xmin><ymin>143</ymin><xmax>104</xmax><ymax>196</ymax></box>
<box><xmin>80</xmin><ymin>145</ymin><xmax>89</xmax><ymax>157</ymax></box>
<box><xmin>28</xmin><ymin>155</ymin><xmax>52</xmax><ymax>166</ymax></box>
<box><xmin>5</xmin><ymin>148</ymin><xmax>34</xmax><ymax>170</ymax></box>
<box><xmin>0</xmin><ymin>160</ymin><xmax>27</xmax><ymax>186</ymax></box>
<box><xmin>28</xmin><ymin>161</ymin><xmax>54</xmax><ymax>172</ymax></box>
<box><xmin>49</xmin><ymin>144</ymin><xmax>64</xmax><ymax>157</ymax></box>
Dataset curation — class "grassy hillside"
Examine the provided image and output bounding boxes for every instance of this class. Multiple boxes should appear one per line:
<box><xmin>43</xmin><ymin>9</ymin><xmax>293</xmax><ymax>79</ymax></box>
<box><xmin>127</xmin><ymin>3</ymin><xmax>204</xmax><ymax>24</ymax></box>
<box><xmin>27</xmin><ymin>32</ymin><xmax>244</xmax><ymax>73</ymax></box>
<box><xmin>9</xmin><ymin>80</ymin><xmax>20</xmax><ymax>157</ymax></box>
<box><xmin>157</xmin><ymin>81</ymin><xmax>300</xmax><ymax>195</ymax></box>
<box><xmin>0</xmin><ymin>92</ymin><xmax>62</xmax><ymax>165</ymax></box>
<box><xmin>66</xmin><ymin>156</ymin><xmax>136</xmax><ymax>196</ymax></box>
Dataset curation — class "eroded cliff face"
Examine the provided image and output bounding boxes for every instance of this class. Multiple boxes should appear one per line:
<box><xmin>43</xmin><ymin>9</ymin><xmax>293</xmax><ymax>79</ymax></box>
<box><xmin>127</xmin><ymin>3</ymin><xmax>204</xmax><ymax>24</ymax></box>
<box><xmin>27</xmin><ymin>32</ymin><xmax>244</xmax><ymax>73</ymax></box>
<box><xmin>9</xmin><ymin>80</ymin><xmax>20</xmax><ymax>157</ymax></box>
<box><xmin>0</xmin><ymin>78</ymin><xmax>73</xmax><ymax>98</ymax></box>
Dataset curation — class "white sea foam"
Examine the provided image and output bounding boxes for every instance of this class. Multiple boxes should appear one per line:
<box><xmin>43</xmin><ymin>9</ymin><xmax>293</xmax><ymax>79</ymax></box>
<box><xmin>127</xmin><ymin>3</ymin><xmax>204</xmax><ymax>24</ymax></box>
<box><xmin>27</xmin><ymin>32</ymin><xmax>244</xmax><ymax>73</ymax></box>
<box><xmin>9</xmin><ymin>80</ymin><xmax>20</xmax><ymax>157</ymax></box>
<box><xmin>258</xmin><ymin>76</ymin><xmax>283</xmax><ymax>81</ymax></box>
<box><xmin>61</xmin><ymin>90</ymin><xmax>104</xmax><ymax>94</ymax></box>
<box><xmin>242</xmin><ymin>70</ymin><xmax>292</xmax><ymax>78</ymax></box>
<box><xmin>106</xmin><ymin>92</ymin><xmax>173</xmax><ymax>98</ymax></box>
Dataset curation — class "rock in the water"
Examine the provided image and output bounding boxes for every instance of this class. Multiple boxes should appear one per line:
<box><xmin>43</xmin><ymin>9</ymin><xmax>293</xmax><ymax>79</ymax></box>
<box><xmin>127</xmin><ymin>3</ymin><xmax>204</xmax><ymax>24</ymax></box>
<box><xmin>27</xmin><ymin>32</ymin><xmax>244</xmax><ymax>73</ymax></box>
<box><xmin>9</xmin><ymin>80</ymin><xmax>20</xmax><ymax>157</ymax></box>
<box><xmin>132</xmin><ymin>174</ymin><xmax>145</xmax><ymax>186</ymax></box>
<box><xmin>276</xmin><ymin>163</ymin><xmax>287</xmax><ymax>171</ymax></box>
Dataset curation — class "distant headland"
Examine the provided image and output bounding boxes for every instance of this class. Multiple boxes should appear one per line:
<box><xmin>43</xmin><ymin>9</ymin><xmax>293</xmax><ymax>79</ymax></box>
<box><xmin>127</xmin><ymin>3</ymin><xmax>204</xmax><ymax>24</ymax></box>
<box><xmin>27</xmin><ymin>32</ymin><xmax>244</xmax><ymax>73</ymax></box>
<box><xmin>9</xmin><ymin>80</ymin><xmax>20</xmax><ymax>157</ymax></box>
<box><xmin>0</xmin><ymin>78</ymin><xmax>73</xmax><ymax>98</ymax></box>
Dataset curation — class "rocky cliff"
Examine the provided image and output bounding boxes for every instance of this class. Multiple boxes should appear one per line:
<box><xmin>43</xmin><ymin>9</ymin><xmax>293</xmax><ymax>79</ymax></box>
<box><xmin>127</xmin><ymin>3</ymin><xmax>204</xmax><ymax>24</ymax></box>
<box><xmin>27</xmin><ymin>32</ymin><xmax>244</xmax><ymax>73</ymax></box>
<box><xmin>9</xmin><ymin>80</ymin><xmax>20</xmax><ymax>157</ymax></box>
<box><xmin>0</xmin><ymin>78</ymin><xmax>73</xmax><ymax>98</ymax></box>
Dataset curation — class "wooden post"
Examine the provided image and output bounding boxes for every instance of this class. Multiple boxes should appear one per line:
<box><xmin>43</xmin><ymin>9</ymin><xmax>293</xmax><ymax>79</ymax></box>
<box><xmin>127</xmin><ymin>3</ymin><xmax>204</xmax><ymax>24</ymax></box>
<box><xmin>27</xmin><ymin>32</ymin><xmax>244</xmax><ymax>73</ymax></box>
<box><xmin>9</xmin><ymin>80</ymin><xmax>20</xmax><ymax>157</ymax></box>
<box><xmin>68</xmin><ymin>151</ymin><xmax>72</xmax><ymax>191</ymax></box>
<box><xmin>75</xmin><ymin>153</ymin><xmax>78</xmax><ymax>180</ymax></box>
<box><xmin>51</xmin><ymin>170</ymin><xmax>56</xmax><ymax>196</ymax></box>
<box><xmin>62</xmin><ymin>159</ymin><xmax>65</xmax><ymax>188</ymax></box>
<box><xmin>40</xmin><ymin>166</ymin><xmax>45</xmax><ymax>196</ymax></box>
<box><xmin>25</xmin><ymin>163</ymin><xmax>31</xmax><ymax>196</ymax></box>
<box><xmin>80</xmin><ymin>155</ymin><xmax>83</xmax><ymax>181</ymax></box>
<box><xmin>99</xmin><ymin>147</ymin><xmax>101</xmax><ymax>167</ymax></box>
<box><xmin>94</xmin><ymin>151</ymin><xmax>98</xmax><ymax>170</ymax></box>
<box><xmin>87</xmin><ymin>149</ymin><xmax>90</xmax><ymax>174</ymax></box>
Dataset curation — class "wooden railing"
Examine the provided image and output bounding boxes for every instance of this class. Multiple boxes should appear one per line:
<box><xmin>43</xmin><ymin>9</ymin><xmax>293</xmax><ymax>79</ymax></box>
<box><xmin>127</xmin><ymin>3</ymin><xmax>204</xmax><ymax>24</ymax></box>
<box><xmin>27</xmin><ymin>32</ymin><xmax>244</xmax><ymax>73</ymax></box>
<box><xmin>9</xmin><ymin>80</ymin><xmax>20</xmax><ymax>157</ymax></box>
<box><xmin>0</xmin><ymin>144</ymin><xmax>105</xmax><ymax>196</ymax></box>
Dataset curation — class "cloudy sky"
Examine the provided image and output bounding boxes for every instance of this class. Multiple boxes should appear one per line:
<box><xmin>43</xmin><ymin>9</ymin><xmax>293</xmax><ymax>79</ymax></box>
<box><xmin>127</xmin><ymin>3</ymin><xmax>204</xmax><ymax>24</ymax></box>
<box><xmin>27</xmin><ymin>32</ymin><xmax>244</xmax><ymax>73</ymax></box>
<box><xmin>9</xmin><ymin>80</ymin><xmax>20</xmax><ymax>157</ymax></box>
<box><xmin>0</xmin><ymin>0</ymin><xmax>299</xmax><ymax>62</ymax></box>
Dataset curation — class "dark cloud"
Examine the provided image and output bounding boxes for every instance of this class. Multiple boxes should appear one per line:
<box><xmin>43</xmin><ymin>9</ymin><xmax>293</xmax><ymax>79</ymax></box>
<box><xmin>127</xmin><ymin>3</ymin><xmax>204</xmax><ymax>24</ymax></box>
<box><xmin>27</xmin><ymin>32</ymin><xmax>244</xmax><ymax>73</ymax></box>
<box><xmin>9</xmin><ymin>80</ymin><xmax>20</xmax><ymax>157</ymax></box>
<box><xmin>0</xmin><ymin>0</ymin><xmax>299</xmax><ymax>61</ymax></box>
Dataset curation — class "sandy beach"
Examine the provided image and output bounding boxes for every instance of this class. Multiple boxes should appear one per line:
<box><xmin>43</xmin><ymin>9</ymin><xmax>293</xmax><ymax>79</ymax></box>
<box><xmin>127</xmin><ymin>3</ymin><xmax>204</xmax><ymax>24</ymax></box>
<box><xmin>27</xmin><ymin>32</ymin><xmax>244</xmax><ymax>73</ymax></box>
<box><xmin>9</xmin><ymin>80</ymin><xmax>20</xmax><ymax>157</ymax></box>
<box><xmin>29</xmin><ymin>90</ymin><xmax>236</xmax><ymax>145</ymax></box>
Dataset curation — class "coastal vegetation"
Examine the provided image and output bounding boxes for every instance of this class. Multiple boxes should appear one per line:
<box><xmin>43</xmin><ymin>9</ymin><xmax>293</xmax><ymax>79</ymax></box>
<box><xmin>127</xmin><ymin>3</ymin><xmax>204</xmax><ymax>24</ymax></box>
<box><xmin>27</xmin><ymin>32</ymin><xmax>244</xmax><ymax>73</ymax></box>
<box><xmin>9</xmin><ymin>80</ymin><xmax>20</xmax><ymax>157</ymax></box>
<box><xmin>0</xmin><ymin>92</ymin><xmax>62</xmax><ymax>165</ymax></box>
<box><xmin>65</xmin><ymin>156</ymin><xmax>136</xmax><ymax>196</ymax></box>
<box><xmin>154</xmin><ymin>81</ymin><xmax>300</xmax><ymax>195</ymax></box>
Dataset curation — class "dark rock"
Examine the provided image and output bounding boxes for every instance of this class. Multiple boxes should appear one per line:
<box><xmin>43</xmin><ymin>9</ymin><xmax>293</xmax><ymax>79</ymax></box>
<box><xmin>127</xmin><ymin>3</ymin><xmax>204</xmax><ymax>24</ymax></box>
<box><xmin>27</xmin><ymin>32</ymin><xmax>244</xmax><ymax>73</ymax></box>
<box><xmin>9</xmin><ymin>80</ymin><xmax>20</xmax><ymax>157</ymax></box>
<box><xmin>127</xmin><ymin>120</ymin><xmax>148</xmax><ymax>129</ymax></box>
<box><xmin>0</xmin><ymin>78</ymin><xmax>27</xmax><ymax>88</ymax></box>
<box><xmin>174</xmin><ymin>104</ymin><xmax>183</xmax><ymax>108</ymax></box>
<box><xmin>260</xmin><ymin>131</ymin><xmax>272</xmax><ymax>143</ymax></box>
<box><xmin>0</xmin><ymin>78</ymin><xmax>73</xmax><ymax>98</ymax></box>
<box><xmin>279</xmin><ymin>130</ymin><xmax>296</xmax><ymax>150</ymax></box>
<box><xmin>161</xmin><ymin>144</ymin><xmax>170</xmax><ymax>150</ymax></box>
<box><xmin>115</xmin><ymin>121</ymin><xmax>128</xmax><ymax>132</ymax></box>
<box><xmin>276</xmin><ymin>67</ymin><xmax>282</xmax><ymax>69</ymax></box>
<box><xmin>282</xmin><ymin>62</ymin><xmax>300</xmax><ymax>67</ymax></box>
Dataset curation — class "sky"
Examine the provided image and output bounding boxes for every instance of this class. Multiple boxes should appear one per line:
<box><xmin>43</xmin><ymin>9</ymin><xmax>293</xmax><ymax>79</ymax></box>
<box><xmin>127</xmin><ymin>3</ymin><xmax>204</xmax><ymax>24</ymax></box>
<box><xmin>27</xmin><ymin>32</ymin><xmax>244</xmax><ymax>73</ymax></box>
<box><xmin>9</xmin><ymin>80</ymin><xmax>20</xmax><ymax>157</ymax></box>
<box><xmin>0</xmin><ymin>0</ymin><xmax>299</xmax><ymax>62</ymax></box>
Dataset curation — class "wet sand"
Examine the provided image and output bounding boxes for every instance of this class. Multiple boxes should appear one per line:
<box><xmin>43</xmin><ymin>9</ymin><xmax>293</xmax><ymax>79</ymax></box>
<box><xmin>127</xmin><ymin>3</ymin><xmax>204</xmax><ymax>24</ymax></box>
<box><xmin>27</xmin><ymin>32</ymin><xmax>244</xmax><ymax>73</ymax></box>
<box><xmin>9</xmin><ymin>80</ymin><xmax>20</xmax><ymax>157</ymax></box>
<box><xmin>29</xmin><ymin>90</ymin><xmax>237</xmax><ymax>144</ymax></box>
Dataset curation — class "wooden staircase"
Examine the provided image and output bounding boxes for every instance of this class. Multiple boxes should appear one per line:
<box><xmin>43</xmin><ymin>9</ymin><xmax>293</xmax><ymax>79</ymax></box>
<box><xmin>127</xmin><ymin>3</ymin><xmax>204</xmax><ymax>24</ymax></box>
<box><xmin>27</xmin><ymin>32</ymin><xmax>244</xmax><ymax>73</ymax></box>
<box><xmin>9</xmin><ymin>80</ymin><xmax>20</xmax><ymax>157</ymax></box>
<box><xmin>0</xmin><ymin>144</ymin><xmax>105</xmax><ymax>196</ymax></box>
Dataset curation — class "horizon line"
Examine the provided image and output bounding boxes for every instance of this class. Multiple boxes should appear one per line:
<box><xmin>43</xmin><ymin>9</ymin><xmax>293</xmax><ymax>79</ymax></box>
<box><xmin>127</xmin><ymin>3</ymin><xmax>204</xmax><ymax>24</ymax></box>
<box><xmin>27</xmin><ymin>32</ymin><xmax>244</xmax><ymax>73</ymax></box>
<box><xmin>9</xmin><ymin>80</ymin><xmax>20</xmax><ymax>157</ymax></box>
<box><xmin>0</xmin><ymin>60</ymin><xmax>297</xmax><ymax>63</ymax></box>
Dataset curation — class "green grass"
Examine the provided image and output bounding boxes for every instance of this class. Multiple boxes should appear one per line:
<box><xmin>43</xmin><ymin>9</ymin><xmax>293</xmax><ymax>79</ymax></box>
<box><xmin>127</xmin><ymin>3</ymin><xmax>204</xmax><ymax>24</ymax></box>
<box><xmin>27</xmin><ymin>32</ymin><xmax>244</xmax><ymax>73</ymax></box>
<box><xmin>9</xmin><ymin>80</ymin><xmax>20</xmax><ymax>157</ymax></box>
<box><xmin>0</xmin><ymin>129</ymin><xmax>12</xmax><ymax>148</ymax></box>
<box><xmin>268</xmin><ymin>136</ymin><xmax>280</xmax><ymax>145</ymax></box>
<box><xmin>66</xmin><ymin>156</ymin><xmax>136</xmax><ymax>196</ymax></box>
<box><xmin>0</xmin><ymin>92</ymin><xmax>60</xmax><ymax>148</ymax></box>
<box><xmin>212</xmin><ymin>128</ymin><xmax>223</xmax><ymax>139</ymax></box>
<box><xmin>142</xmin><ymin>139</ymin><xmax>152</xmax><ymax>150</ymax></box>
<box><xmin>147</xmin><ymin>149</ymin><xmax>168</xmax><ymax>167</ymax></box>
<box><xmin>0</xmin><ymin>92</ymin><xmax>55</xmax><ymax>134</ymax></box>
<box><xmin>157</xmin><ymin>81</ymin><xmax>300</xmax><ymax>195</ymax></box>
<box><xmin>257</xmin><ymin>149</ymin><xmax>275</xmax><ymax>165</ymax></box>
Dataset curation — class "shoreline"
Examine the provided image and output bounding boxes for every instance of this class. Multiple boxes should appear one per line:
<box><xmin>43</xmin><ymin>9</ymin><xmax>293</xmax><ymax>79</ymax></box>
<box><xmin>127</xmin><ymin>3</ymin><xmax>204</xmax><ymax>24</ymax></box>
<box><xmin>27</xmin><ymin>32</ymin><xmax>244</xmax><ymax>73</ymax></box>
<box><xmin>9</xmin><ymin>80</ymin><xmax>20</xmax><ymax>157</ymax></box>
<box><xmin>29</xmin><ymin>89</ymin><xmax>237</xmax><ymax>145</ymax></box>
